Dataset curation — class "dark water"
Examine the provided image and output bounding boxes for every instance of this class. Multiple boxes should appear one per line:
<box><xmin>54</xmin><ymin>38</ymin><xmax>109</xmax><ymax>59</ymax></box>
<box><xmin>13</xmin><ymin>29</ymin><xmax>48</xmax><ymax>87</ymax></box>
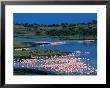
<box><xmin>14</xmin><ymin>37</ymin><xmax>97</xmax><ymax>69</ymax></box>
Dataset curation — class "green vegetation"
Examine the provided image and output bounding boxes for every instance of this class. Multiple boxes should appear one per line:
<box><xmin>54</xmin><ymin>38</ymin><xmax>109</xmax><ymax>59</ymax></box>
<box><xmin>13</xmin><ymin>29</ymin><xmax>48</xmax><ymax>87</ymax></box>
<box><xmin>14</xmin><ymin>50</ymin><xmax>67</xmax><ymax>61</ymax></box>
<box><xmin>14</xmin><ymin>42</ymin><xmax>31</xmax><ymax>48</ymax></box>
<box><xmin>14</xmin><ymin>20</ymin><xmax>97</xmax><ymax>40</ymax></box>
<box><xmin>14</xmin><ymin>50</ymin><xmax>66</xmax><ymax>56</ymax></box>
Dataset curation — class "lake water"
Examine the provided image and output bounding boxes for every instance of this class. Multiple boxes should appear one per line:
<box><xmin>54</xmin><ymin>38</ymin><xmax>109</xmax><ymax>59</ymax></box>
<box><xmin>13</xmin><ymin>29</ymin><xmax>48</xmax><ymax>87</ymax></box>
<box><xmin>14</xmin><ymin>37</ymin><xmax>97</xmax><ymax>69</ymax></box>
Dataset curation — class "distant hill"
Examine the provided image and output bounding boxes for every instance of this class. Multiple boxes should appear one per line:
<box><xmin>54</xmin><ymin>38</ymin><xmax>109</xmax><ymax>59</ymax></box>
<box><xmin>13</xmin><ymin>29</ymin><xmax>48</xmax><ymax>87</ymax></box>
<box><xmin>14</xmin><ymin>20</ymin><xmax>97</xmax><ymax>40</ymax></box>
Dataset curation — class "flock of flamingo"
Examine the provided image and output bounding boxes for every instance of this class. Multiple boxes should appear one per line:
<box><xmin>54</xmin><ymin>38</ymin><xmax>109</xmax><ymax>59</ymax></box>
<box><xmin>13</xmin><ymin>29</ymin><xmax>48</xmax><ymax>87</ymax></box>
<box><xmin>14</xmin><ymin>51</ymin><xmax>97</xmax><ymax>75</ymax></box>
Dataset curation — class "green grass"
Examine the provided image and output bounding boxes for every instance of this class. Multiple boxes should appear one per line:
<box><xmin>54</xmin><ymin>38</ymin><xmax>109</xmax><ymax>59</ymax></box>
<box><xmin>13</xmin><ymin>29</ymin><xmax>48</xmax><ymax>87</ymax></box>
<box><xmin>50</xmin><ymin>35</ymin><xmax>97</xmax><ymax>40</ymax></box>
<box><xmin>14</xmin><ymin>42</ymin><xmax>32</xmax><ymax>48</ymax></box>
<box><xmin>14</xmin><ymin>50</ymin><xmax>66</xmax><ymax>56</ymax></box>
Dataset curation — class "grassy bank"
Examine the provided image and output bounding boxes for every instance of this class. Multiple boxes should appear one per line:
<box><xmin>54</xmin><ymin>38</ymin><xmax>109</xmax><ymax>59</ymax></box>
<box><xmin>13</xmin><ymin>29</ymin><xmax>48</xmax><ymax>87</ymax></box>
<box><xmin>15</xmin><ymin>35</ymin><xmax>97</xmax><ymax>40</ymax></box>
<box><xmin>14</xmin><ymin>50</ymin><xmax>66</xmax><ymax>56</ymax></box>
<box><xmin>50</xmin><ymin>35</ymin><xmax>97</xmax><ymax>40</ymax></box>
<box><xmin>14</xmin><ymin>42</ymin><xmax>32</xmax><ymax>48</ymax></box>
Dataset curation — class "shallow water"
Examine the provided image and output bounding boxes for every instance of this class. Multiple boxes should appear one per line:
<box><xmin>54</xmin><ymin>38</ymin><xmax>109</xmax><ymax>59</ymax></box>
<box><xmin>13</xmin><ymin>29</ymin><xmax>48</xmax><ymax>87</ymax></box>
<box><xmin>14</xmin><ymin>37</ymin><xmax>97</xmax><ymax>73</ymax></box>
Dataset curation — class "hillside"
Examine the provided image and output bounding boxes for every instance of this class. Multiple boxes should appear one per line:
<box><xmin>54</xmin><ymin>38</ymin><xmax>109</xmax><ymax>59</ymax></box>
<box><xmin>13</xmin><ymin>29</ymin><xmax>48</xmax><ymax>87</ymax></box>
<box><xmin>14</xmin><ymin>20</ymin><xmax>97</xmax><ymax>40</ymax></box>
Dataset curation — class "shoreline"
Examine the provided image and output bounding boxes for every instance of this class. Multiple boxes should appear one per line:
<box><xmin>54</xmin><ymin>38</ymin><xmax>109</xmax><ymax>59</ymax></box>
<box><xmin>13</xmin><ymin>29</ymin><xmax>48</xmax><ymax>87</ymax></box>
<box><xmin>14</xmin><ymin>36</ymin><xmax>97</xmax><ymax>40</ymax></box>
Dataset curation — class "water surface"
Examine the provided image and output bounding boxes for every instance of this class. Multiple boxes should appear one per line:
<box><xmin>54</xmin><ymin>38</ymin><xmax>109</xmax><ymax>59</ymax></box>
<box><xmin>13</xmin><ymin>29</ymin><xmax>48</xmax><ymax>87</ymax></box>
<box><xmin>14</xmin><ymin>37</ymin><xmax>97</xmax><ymax>69</ymax></box>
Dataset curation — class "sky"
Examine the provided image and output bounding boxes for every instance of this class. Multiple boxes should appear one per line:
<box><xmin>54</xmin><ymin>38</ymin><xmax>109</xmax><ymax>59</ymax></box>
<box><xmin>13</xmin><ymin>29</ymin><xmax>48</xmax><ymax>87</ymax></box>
<box><xmin>14</xmin><ymin>13</ymin><xmax>97</xmax><ymax>24</ymax></box>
